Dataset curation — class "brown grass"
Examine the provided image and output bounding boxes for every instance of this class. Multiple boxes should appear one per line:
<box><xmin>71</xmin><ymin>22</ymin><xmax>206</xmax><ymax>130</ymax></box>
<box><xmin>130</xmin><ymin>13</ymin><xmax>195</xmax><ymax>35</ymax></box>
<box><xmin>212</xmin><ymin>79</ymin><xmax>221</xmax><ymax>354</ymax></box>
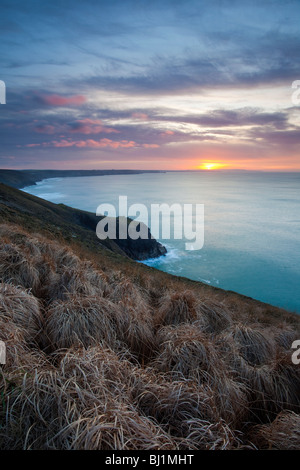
<box><xmin>153</xmin><ymin>290</ymin><xmax>199</xmax><ymax>327</ymax></box>
<box><xmin>45</xmin><ymin>295</ymin><xmax>122</xmax><ymax>350</ymax></box>
<box><xmin>196</xmin><ymin>299</ymin><xmax>232</xmax><ymax>333</ymax></box>
<box><xmin>0</xmin><ymin>222</ymin><xmax>299</xmax><ymax>450</ymax></box>
<box><xmin>251</xmin><ymin>411</ymin><xmax>300</xmax><ymax>449</ymax></box>
<box><xmin>0</xmin><ymin>283</ymin><xmax>42</xmax><ymax>343</ymax></box>
<box><xmin>152</xmin><ymin>323</ymin><xmax>218</xmax><ymax>381</ymax></box>
<box><xmin>0</xmin><ymin>243</ymin><xmax>40</xmax><ymax>292</ymax></box>
<box><xmin>221</xmin><ymin>323</ymin><xmax>276</xmax><ymax>366</ymax></box>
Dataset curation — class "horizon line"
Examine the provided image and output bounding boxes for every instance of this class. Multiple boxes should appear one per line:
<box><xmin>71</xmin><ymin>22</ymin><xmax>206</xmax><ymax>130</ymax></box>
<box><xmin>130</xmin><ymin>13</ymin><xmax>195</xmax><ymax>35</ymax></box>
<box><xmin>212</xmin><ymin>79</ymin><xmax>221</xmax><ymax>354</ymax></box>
<box><xmin>1</xmin><ymin>168</ymin><xmax>300</xmax><ymax>173</ymax></box>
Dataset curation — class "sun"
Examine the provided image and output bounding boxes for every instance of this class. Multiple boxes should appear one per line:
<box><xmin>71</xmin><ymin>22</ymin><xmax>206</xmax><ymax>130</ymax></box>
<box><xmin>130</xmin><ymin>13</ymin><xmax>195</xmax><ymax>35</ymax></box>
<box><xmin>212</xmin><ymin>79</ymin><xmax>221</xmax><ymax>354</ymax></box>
<box><xmin>199</xmin><ymin>162</ymin><xmax>223</xmax><ymax>170</ymax></box>
<box><xmin>203</xmin><ymin>163</ymin><xmax>218</xmax><ymax>170</ymax></box>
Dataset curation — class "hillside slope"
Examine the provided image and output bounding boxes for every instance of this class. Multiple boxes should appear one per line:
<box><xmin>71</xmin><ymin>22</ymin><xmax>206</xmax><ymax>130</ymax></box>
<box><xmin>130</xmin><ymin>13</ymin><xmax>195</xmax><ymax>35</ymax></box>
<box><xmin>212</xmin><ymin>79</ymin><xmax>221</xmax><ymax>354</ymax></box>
<box><xmin>0</xmin><ymin>183</ymin><xmax>166</xmax><ymax>260</ymax></box>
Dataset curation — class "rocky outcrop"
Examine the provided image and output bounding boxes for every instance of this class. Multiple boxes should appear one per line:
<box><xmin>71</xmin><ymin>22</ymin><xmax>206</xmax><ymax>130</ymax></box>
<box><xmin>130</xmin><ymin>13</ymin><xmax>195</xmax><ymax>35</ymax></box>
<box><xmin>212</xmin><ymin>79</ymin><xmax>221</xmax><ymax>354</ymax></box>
<box><xmin>113</xmin><ymin>219</ymin><xmax>167</xmax><ymax>260</ymax></box>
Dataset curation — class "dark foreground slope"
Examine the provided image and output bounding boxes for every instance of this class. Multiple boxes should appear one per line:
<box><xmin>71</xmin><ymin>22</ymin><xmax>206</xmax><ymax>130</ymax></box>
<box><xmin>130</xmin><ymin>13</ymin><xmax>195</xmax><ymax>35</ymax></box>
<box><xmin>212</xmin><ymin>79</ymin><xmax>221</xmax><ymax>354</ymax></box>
<box><xmin>0</xmin><ymin>185</ymin><xmax>299</xmax><ymax>450</ymax></box>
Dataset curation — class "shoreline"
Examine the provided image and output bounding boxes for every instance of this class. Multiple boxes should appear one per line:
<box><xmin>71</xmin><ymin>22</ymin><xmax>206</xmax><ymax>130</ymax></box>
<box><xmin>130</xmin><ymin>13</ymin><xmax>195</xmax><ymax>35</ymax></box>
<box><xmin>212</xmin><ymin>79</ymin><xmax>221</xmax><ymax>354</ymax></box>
<box><xmin>1</xmin><ymin>168</ymin><xmax>300</xmax><ymax>191</ymax></box>
<box><xmin>0</xmin><ymin>169</ymin><xmax>167</xmax><ymax>190</ymax></box>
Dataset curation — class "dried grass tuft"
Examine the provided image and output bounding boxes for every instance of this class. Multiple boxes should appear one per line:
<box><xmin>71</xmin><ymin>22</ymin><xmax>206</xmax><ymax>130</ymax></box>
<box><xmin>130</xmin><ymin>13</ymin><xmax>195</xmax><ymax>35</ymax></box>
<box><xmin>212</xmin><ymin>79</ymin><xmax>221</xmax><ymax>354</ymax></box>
<box><xmin>0</xmin><ymin>243</ymin><xmax>40</xmax><ymax>291</ymax></box>
<box><xmin>196</xmin><ymin>300</ymin><xmax>232</xmax><ymax>334</ymax></box>
<box><xmin>221</xmin><ymin>323</ymin><xmax>276</xmax><ymax>366</ymax></box>
<box><xmin>116</xmin><ymin>303</ymin><xmax>157</xmax><ymax>362</ymax></box>
<box><xmin>45</xmin><ymin>296</ymin><xmax>122</xmax><ymax>350</ymax></box>
<box><xmin>0</xmin><ymin>282</ymin><xmax>42</xmax><ymax>343</ymax></box>
<box><xmin>153</xmin><ymin>324</ymin><xmax>218</xmax><ymax>381</ymax></box>
<box><xmin>251</xmin><ymin>411</ymin><xmax>300</xmax><ymax>450</ymax></box>
<box><xmin>132</xmin><ymin>367</ymin><xmax>217</xmax><ymax>435</ymax></box>
<box><xmin>154</xmin><ymin>290</ymin><xmax>199</xmax><ymax>327</ymax></box>
<box><xmin>184</xmin><ymin>418</ymin><xmax>241</xmax><ymax>450</ymax></box>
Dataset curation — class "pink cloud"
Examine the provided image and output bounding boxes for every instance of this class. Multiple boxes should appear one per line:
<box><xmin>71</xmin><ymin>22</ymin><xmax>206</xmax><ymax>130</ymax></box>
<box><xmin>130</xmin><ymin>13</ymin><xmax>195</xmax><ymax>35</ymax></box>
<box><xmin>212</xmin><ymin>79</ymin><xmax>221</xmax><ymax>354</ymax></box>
<box><xmin>31</xmin><ymin>118</ymin><xmax>118</xmax><ymax>136</ymax></box>
<box><xmin>131</xmin><ymin>112</ymin><xmax>149</xmax><ymax>121</ymax></box>
<box><xmin>48</xmin><ymin>138</ymin><xmax>137</xmax><ymax>149</ymax></box>
<box><xmin>26</xmin><ymin>138</ymin><xmax>159</xmax><ymax>150</ymax></box>
<box><xmin>161</xmin><ymin>130</ymin><xmax>175</xmax><ymax>137</ymax></box>
<box><xmin>39</xmin><ymin>94</ymin><xmax>86</xmax><ymax>106</ymax></box>
<box><xmin>51</xmin><ymin>140</ymin><xmax>75</xmax><ymax>148</ymax></box>
<box><xmin>68</xmin><ymin>119</ymin><xmax>118</xmax><ymax>135</ymax></box>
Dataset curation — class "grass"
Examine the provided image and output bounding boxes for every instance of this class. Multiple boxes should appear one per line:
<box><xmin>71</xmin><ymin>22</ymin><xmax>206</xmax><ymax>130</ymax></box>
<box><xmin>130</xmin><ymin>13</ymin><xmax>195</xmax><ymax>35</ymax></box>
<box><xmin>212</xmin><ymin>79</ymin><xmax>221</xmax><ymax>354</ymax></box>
<box><xmin>251</xmin><ymin>410</ymin><xmax>300</xmax><ymax>450</ymax></box>
<box><xmin>0</xmin><ymin>221</ymin><xmax>299</xmax><ymax>450</ymax></box>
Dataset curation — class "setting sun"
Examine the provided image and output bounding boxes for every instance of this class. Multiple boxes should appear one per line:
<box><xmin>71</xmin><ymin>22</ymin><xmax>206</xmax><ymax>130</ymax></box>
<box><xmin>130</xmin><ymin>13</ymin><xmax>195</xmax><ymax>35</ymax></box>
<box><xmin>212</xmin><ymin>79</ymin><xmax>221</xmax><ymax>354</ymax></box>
<box><xmin>199</xmin><ymin>162</ymin><xmax>224</xmax><ymax>170</ymax></box>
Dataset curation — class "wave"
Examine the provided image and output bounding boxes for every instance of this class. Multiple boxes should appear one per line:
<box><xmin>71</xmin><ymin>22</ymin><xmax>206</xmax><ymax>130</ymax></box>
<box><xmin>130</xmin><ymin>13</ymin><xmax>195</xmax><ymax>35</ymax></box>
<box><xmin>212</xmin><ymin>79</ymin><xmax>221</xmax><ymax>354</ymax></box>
<box><xmin>198</xmin><ymin>276</ymin><xmax>220</xmax><ymax>286</ymax></box>
<box><xmin>37</xmin><ymin>192</ymin><xmax>65</xmax><ymax>200</ymax></box>
<box><xmin>198</xmin><ymin>277</ymin><xmax>211</xmax><ymax>284</ymax></box>
<box><xmin>139</xmin><ymin>244</ymin><xmax>181</xmax><ymax>266</ymax></box>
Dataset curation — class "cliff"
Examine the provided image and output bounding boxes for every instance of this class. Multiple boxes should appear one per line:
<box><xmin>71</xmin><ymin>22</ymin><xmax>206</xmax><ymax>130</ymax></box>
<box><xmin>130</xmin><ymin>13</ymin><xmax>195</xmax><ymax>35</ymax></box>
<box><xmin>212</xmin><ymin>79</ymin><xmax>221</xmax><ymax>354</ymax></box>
<box><xmin>0</xmin><ymin>183</ymin><xmax>166</xmax><ymax>261</ymax></box>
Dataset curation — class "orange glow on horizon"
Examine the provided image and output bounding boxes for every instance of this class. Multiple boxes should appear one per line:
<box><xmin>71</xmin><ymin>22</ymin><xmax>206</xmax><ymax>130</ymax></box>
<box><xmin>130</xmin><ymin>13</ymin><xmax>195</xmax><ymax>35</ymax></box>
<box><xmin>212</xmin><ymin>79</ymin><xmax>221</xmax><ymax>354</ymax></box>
<box><xmin>198</xmin><ymin>162</ymin><xmax>226</xmax><ymax>170</ymax></box>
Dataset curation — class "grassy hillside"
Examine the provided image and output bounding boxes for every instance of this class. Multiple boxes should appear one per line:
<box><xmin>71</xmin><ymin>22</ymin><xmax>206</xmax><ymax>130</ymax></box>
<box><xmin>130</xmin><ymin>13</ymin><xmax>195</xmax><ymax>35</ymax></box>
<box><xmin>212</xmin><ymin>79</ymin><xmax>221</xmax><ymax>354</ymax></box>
<box><xmin>0</xmin><ymin>186</ymin><xmax>299</xmax><ymax>450</ymax></box>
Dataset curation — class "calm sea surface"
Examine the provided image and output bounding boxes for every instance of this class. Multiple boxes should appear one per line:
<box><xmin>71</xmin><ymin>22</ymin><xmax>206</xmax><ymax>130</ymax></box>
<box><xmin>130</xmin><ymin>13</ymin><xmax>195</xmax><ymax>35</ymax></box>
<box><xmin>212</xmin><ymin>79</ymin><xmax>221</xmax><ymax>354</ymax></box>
<box><xmin>23</xmin><ymin>171</ymin><xmax>300</xmax><ymax>313</ymax></box>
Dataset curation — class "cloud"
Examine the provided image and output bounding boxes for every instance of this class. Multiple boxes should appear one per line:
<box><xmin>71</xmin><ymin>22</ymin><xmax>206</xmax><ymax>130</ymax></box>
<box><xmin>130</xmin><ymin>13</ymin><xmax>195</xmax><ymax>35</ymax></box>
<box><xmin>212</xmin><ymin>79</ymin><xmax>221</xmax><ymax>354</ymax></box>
<box><xmin>157</xmin><ymin>108</ymin><xmax>290</xmax><ymax>130</ymax></box>
<box><xmin>161</xmin><ymin>130</ymin><xmax>175</xmax><ymax>137</ymax></box>
<box><xmin>67</xmin><ymin>119</ymin><xmax>118</xmax><ymax>134</ymax></box>
<box><xmin>131</xmin><ymin>113</ymin><xmax>149</xmax><ymax>121</ymax></box>
<box><xmin>30</xmin><ymin>138</ymin><xmax>137</xmax><ymax>149</ymax></box>
<box><xmin>248</xmin><ymin>127</ymin><xmax>300</xmax><ymax>147</ymax></box>
<box><xmin>37</xmin><ymin>94</ymin><xmax>86</xmax><ymax>106</ymax></box>
<box><xmin>1</xmin><ymin>1</ymin><xmax>300</xmax><ymax>170</ymax></box>
<box><xmin>34</xmin><ymin>124</ymin><xmax>56</xmax><ymax>134</ymax></box>
<box><xmin>142</xmin><ymin>143</ymin><xmax>159</xmax><ymax>148</ymax></box>
<box><xmin>25</xmin><ymin>137</ymin><xmax>161</xmax><ymax>149</ymax></box>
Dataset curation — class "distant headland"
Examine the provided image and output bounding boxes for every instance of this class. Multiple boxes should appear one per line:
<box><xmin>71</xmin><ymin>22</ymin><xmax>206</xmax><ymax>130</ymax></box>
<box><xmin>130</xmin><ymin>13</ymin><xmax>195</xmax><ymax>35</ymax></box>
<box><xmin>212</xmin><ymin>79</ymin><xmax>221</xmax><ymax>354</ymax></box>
<box><xmin>0</xmin><ymin>169</ymin><xmax>166</xmax><ymax>190</ymax></box>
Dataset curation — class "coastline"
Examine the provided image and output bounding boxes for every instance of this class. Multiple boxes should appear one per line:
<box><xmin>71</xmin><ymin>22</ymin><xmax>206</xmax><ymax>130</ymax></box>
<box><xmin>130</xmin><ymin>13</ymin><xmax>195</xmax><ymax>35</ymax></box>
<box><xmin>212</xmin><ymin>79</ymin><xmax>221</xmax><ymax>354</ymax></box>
<box><xmin>0</xmin><ymin>169</ymin><xmax>167</xmax><ymax>190</ymax></box>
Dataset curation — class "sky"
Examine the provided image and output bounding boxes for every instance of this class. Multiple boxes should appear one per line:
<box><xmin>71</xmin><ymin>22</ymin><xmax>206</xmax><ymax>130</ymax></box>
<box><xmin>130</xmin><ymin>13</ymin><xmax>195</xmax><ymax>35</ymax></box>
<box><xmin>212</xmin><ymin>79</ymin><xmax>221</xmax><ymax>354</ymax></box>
<box><xmin>1</xmin><ymin>0</ymin><xmax>300</xmax><ymax>171</ymax></box>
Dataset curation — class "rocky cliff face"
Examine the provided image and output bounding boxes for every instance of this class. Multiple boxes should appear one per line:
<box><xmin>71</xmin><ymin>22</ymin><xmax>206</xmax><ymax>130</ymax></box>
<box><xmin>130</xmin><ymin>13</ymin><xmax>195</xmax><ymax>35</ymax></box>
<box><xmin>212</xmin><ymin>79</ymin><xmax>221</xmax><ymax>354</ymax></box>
<box><xmin>113</xmin><ymin>219</ymin><xmax>167</xmax><ymax>260</ymax></box>
<box><xmin>123</xmin><ymin>237</ymin><xmax>167</xmax><ymax>261</ymax></box>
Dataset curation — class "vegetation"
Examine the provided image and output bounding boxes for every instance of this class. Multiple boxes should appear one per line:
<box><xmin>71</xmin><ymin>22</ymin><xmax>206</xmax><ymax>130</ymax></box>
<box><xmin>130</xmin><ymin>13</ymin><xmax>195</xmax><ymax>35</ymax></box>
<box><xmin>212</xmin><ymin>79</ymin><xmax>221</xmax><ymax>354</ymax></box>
<box><xmin>0</xmin><ymin>220</ymin><xmax>299</xmax><ymax>450</ymax></box>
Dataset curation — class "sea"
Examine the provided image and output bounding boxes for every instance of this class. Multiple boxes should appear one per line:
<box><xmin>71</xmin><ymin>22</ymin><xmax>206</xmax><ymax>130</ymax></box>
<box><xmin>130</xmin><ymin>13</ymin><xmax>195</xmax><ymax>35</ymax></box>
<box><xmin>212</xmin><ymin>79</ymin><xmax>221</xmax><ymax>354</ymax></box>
<box><xmin>23</xmin><ymin>171</ymin><xmax>300</xmax><ymax>314</ymax></box>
